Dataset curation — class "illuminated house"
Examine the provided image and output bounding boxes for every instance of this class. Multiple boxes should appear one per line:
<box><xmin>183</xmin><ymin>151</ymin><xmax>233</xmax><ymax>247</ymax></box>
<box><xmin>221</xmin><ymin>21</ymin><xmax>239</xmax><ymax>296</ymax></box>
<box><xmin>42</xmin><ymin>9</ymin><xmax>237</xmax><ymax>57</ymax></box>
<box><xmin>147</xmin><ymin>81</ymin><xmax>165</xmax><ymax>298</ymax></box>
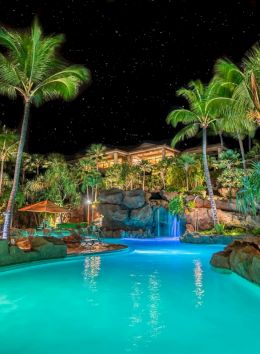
<box><xmin>182</xmin><ymin>143</ymin><xmax>226</xmax><ymax>156</ymax></box>
<box><xmin>97</xmin><ymin>142</ymin><xmax>179</xmax><ymax>169</ymax></box>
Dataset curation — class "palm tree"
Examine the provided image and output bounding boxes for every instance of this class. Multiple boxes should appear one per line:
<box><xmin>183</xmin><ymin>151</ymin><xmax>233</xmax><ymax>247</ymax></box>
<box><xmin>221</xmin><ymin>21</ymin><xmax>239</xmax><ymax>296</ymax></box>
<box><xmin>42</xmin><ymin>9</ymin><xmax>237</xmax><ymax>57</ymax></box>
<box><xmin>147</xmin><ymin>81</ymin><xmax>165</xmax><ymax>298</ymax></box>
<box><xmin>167</xmin><ymin>80</ymin><xmax>230</xmax><ymax>225</ymax></box>
<box><xmin>0</xmin><ymin>127</ymin><xmax>18</xmax><ymax>194</ymax></box>
<box><xmin>214</xmin><ymin>58</ymin><xmax>258</xmax><ymax>170</ymax></box>
<box><xmin>0</xmin><ymin>19</ymin><xmax>90</xmax><ymax>239</ymax></box>
<box><xmin>239</xmin><ymin>44</ymin><xmax>260</xmax><ymax>124</ymax></box>
<box><xmin>177</xmin><ymin>153</ymin><xmax>196</xmax><ymax>191</ymax></box>
<box><xmin>154</xmin><ymin>157</ymin><xmax>173</xmax><ymax>190</ymax></box>
<box><xmin>138</xmin><ymin>160</ymin><xmax>152</xmax><ymax>191</ymax></box>
<box><xmin>30</xmin><ymin>154</ymin><xmax>46</xmax><ymax>176</ymax></box>
<box><xmin>86</xmin><ymin>144</ymin><xmax>106</xmax><ymax>171</ymax></box>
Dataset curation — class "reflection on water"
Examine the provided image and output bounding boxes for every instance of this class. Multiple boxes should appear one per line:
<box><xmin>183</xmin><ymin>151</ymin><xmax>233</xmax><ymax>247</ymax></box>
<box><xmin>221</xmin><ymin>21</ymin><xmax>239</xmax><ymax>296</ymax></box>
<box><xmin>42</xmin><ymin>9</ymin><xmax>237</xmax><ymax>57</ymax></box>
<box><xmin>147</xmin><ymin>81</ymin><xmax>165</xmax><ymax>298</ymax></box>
<box><xmin>0</xmin><ymin>294</ymin><xmax>22</xmax><ymax>313</ymax></box>
<box><xmin>83</xmin><ymin>256</ymin><xmax>101</xmax><ymax>291</ymax></box>
<box><xmin>128</xmin><ymin>269</ymin><xmax>164</xmax><ymax>351</ymax></box>
<box><xmin>193</xmin><ymin>259</ymin><xmax>205</xmax><ymax>308</ymax></box>
<box><xmin>148</xmin><ymin>271</ymin><xmax>164</xmax><ymax>337</ymax></box>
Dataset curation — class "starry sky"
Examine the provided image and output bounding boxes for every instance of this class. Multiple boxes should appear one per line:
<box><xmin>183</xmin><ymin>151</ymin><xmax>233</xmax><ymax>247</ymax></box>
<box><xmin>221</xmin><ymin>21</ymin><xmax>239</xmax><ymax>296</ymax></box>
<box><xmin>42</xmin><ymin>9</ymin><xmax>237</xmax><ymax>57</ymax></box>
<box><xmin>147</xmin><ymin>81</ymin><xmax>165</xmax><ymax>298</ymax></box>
<box><xmin>0</xmin><ymin>0</ymin><xmax>259</xmax><ymax>154</ymax></box>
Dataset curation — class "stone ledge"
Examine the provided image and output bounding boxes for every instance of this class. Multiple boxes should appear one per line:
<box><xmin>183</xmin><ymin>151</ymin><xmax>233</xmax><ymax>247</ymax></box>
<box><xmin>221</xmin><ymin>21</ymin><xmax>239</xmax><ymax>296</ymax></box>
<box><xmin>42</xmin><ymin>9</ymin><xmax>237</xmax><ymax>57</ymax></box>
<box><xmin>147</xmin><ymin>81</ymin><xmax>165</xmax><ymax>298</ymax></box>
<box><xmin>0</xmin><ymin>238</ymin><xmax>67</xmax><ymax>267</ymax></box>
<box><xmin>180</xmin><ymin>232</ymin><xmax>249</xmax><ymax>244</ymax></box>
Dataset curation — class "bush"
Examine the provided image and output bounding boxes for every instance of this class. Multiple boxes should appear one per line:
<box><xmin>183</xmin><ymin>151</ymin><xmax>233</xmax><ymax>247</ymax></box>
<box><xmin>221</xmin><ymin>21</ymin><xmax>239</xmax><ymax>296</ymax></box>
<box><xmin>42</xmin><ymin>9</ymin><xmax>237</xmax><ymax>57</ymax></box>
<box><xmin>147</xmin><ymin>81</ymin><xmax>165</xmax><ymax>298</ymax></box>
<box><xmin>57</xmin><ymin>222</ymin><xmax>88</xmax><ymax>229</ymax></box>
<box><xmin>251</xmin><ymin>227</ymin><xmax>260</xmax><ymax>236</ymax></box>
<box><xmin>169</xmin><ymin>195</ymin><xmax>185</xmax><ymax>215</ymax></box>
<box><xmin>214</xmin><ymin>223</ymin><xmax>225</xmax><ymax>234</ymax></box>
<box><xmin>217</xmin><ymin>168</ymin><xmax>245</xmax><ymax>188</ymax></box>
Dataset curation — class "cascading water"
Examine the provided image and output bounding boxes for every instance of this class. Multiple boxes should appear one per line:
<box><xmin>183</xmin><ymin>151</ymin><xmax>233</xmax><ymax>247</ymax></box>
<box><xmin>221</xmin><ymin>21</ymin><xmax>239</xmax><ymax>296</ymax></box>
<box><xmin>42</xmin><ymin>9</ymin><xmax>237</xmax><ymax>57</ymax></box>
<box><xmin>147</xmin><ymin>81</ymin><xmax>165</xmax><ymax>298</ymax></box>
<box><xmin>155</xmin><ymin>207</ymin><xmax>183</xmax><ymax>238</ymax></box>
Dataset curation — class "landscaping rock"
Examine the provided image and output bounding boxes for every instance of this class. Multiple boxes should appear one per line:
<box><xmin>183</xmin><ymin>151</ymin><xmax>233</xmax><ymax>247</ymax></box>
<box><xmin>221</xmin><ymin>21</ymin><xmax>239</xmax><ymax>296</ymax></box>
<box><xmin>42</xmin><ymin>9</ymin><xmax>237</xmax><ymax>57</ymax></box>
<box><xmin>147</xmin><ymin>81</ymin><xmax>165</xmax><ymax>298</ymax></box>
<box><xmin>98</xmin><ymin>189</ymin><xmax>123</xmax><ymax>204</ymax></box>
<box><xmin>0</xmin><ymin>236</ymin><xmax>67</xmax><ymax>267</ymax></box>
<box><xmin>210</xmin><ymin>251</ymin><xmax>231</xmax><ymax>269</ymax></box>
<box><xmin>210</xmin><ymin>237</ymin><xmax>260</xmax><ymax>285</ymax></box>
<box><xmin>129</xmin><ymin>205</ymin><xmax>154</xmax><ymax>228</ymax></box>
<box><xmin>122</xmin><ymin>189</ymin><xmax>145</xmax><ymax>209</ymax></box>
<box><xmin>181</xmin><ymin>232</ymin><xmax>249</xmax><ymax>244</ymax></box>
<box><xmin>99</xmin><ymin>204</ymin><xmax>129</xmax><ymax>227</ymax></box>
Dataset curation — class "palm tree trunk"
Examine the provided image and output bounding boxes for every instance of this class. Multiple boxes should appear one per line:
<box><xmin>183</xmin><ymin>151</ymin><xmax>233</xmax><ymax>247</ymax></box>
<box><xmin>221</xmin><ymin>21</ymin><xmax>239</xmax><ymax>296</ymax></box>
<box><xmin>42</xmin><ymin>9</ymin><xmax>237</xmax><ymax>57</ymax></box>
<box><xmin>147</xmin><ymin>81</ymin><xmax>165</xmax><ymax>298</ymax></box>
<box><xmin>219</xmin><ymin>132</ymin><xmax>224</xmax><ymax>148</ymax></box>
<box><xmin>142</xmin><ymin>172</ymin><xmax>145</xmax><ymax>191</ymax></box>
<box><xmin>2</xmin><ymin>102</ymin><xmax>30</xmax><ymax>239</ymax></box>
<box><xmin>202</xmin><ymin>127</ymin><xmax>219</xmax><ymax>226</ymax></box>
<box><xmin>248</xmin><ymin>136</ymin><xmax>252</xmax><ymax>151</ymax></box>
<box><xmin>185</xmin><ymin>173</ymin><xmax>189</xmax><ymax>192</ymax></box>
<box><xmin>237</xmin><ymin>133</ymin><xmax>246</xmax><ymax>170</ymax></box>
<box><xmin>0</xmin><ymin>157</ymin><xmax>5</xmax><ymax>195</ymax></box>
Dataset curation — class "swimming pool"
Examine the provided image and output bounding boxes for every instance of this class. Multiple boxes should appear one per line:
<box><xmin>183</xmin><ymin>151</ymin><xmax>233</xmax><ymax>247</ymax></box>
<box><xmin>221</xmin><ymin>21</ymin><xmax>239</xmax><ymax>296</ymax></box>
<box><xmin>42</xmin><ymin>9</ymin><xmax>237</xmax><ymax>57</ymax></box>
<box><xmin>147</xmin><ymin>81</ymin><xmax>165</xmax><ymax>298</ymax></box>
<box><xmin>0</xmin><ymin>239</ymin><xmax>259</xmax><ymax>354</ymax></box>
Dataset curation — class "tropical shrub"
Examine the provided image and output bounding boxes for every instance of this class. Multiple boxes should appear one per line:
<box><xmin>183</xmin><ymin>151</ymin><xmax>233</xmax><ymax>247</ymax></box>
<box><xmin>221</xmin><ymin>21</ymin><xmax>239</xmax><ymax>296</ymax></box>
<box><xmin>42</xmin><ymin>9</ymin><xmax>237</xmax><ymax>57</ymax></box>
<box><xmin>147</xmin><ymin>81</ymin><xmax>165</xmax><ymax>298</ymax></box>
<box><xmin>237</xmin><ymin>162</ymin><xmax>260</xmax><ymax>215</ymax></box>
<box><xmin>217</xmin><ymin>168</ymin><xmax>245</xmax><ymax>188</ymax></box>
<box><xmin>214</xmin><ymin>223</ymin><xmax>225</xmax><ymax>234</ymax></box>
<box><xmin>169</xmin><ymin>195</ymin><xmax>185</xmax><ymax>215</ymax></box>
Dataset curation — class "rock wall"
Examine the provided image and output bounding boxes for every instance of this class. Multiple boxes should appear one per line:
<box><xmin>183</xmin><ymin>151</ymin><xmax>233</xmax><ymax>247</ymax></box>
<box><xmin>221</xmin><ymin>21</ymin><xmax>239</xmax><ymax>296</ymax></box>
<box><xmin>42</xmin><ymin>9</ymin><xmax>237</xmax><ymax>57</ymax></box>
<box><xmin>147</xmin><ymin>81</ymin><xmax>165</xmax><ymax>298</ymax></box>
<box><xmin>210</xmin><ymin>237</ymin><xmax>260</xmax><ymax>286</ymax></box>
<box><xmin>0</xmin><ymin>237</ymin><xmax>67</xmax><ymax>267</ymax></box>
<box><xmin>184</xmin><ymin>197</ymin><xmax>260</xmax><ymax>231</ymax></box>
<box><xmin>98</xmin><ymin>189</ymin><xmax>155</xmax><ymax>237</ymax></box>
<box><xmin>98</xmin><ymin>189</ymin><xmax>260</xmax><ymax>236</ymax></box>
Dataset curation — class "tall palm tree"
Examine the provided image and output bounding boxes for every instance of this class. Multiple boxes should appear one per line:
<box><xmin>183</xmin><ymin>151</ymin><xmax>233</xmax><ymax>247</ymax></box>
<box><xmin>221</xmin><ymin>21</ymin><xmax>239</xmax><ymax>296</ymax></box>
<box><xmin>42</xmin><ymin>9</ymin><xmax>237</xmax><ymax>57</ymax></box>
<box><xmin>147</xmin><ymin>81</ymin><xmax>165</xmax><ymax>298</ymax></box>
<box><xmin>167</xmin><ymin>80</ymin><xmax>230</xmax><ymax>225</ymax></box>
<box><xmin>0</xmin><ymin>127</ymin><xmax>18</xmax><ymax>194</ymax></box>
<box><xmin>214</xmin><ymin>58</ymin><xmax>258</xmax><ymax>170</ymax></box>
<box><xmin>0</xmin><ymin>19</ymin><xmax>90</xmax><ymax>239</ymax></box>
<box><xmin>239</xmin><ymin>44</ymin><xmax>260</xmax><ymax>124</ymax></box>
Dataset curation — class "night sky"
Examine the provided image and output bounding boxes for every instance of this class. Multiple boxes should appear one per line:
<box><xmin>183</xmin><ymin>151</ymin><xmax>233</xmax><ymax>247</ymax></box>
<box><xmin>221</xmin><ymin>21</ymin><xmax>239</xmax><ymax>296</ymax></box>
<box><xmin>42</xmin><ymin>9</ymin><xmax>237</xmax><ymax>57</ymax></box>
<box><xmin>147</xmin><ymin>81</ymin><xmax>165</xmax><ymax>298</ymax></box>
<box><xmin>0</xmin><ymin>0</ymin><xmax>259</xmax><ymax>154</ymax></box>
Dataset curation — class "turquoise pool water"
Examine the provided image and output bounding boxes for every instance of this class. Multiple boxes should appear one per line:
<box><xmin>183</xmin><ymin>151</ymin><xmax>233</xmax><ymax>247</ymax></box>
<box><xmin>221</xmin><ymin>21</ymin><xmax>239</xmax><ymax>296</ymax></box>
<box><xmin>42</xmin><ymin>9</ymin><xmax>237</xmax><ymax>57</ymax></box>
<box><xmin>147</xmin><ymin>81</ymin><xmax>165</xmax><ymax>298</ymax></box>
<box><xmin>0</xmin><ymin>239</ymin><xmax>260</xmax><ymax>354</ymax></box>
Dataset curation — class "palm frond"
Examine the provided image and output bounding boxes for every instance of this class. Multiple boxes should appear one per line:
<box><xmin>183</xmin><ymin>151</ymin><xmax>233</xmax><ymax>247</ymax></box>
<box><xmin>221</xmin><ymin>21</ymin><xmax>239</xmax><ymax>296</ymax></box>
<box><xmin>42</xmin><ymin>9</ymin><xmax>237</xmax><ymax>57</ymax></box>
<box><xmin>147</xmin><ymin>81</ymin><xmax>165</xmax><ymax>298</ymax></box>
<box><xmin>171</xmin><ymin>124</ymin><xmax>199</xmax><ymax>147</ymax></box>
<box><xmin>166</xmin><ymin>109</ymin><xmax>199</xmax><ymax>126</ymax></box>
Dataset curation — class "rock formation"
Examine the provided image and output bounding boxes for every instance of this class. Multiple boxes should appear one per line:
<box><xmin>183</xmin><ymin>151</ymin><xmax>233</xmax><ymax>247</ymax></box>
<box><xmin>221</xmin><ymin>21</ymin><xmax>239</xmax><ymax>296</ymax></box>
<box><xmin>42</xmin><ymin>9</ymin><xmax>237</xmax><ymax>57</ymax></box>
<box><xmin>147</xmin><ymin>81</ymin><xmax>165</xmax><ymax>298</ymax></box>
<box><xmin>0</xmin><ymin>237</ymin><xmax>67</xmax><ymax>267</ymax></box>
<box><xmin>210</xmin><ymin>237</ymin><xmax>260</xmax><ymax>285</ymax></box>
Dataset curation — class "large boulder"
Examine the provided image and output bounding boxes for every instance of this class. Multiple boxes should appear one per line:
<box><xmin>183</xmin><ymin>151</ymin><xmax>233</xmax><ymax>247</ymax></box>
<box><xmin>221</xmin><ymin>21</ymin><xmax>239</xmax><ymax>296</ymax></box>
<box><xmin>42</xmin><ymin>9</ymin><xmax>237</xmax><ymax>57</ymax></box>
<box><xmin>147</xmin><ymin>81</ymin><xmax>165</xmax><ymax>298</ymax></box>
<box><xmin>210</xmin><ymin>238</ymin><xmax>260</xmax><ymax>285</ymax></box>
<box><xmin>122</xmin><ymin>189</ymin><xmax>145</xmax><ymax>209</ymax></box>
<box><xmin>250</xmin><ymin>256</ymin><xmax>260</xmax><ymax>284</ymax></box>
<box><xmin>129</xmin><ymin>205</ymin><xmax>154</xmax><ymax>228</ymax></box>
<box><xmin>210</xmin><ymin>251</ymin><xmax>231</xmax><ymax>269</ymax></box>
<box><xmin>98</xmin><ymin>189</ymin><xmax>123</xmax><ymax>205</ymax></box>
<box><xmin>229</xmin><ymin>244</ymin><xmax>260</xmax><ymax>280</ymax></box>
<box><xmin>186</xmin><ymin>208</ymin><xmax>213</xmax><ymax>230</ymax></box>
<box><xmin>99</xmin><ymin>204</ymin><xmax>129</xmax><ymax>227</ymax></box>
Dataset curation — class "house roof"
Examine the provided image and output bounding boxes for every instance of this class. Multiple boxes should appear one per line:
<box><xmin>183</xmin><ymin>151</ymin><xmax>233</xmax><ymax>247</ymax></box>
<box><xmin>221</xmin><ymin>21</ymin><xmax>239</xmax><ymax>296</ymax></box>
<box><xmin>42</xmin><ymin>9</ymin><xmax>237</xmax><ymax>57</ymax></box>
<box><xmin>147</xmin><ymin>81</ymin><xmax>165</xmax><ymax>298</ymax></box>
<box><xmin>182</xmin><ymin>143</ymin><xmax>226</xmax><ymax>154</ymax></box>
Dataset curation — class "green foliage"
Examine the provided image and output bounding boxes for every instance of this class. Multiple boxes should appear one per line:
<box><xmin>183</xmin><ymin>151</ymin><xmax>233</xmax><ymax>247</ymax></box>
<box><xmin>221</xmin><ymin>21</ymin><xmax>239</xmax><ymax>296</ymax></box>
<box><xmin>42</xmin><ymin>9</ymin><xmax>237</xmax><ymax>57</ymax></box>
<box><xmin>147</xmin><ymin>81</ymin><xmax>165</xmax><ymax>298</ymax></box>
<box><xmin>217</xmin><ymin>168</ymin><xmax>245</xmax><ymax>188</ymax></box>
<box><xmin>166</xmin><ymin>79</ymin><xmax>231</xmax><ymax>147</ymax></box>
<box><xmin>168</xmin><ymin>195</ymin><xmax>185</xmax><ymax>215</ymax></box>
<box><xmin>212</xmin><ymin>149</ymin><xmax>241</xmax><ymax>170</ymax></box>
<box><xmin>251</xmin><ymin>227</ymin><xmax>260</xmax><ymax>236</ymax></box>
<box><xmin>247</xmin><ymin>140</ymin><xmax>260</xmax><ymax>158</ymax></box>
<box><xmin>0</xmin><ymin>18</ymin><xmax>91</xmax><ymax>104</ymax></box>
<box><xmin>166</xmin><ymin>154</ymin><xmax>204</xmax><ymax>192</ymax></box>
<box><xmin>214</xmin><ymin>223</ymin><xmax>225</xmax><ymax>234</ymax></box>
<box><xmin>45</xmin><ymin>159</ymin><xmax>79</xmax><ymax>207</ymax></box>
<box><xmin>237</xmin><ymin>162</ymin><xmax>260</xmax><ymax>215</ymax></box>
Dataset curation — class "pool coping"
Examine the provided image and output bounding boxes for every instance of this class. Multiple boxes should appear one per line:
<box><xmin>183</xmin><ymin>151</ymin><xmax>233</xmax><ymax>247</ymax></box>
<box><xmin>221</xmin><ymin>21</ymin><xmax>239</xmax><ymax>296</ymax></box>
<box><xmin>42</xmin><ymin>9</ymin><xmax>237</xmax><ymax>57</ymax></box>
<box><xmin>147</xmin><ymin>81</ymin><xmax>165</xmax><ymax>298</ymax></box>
<box><xmin>0</xmin><ymin>245</ymin><xmax>129</xmax><ymax>274</ymax></box>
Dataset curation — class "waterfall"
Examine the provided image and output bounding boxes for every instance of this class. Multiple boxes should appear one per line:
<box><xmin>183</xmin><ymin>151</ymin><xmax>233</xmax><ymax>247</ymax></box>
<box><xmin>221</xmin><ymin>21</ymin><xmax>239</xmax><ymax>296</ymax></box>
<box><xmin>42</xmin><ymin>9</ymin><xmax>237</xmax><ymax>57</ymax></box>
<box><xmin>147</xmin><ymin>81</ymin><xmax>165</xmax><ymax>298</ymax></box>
<box><xmin>155</xmin><ymin>207</ymin><xmax>182</xmax><ymax>238</ymax></box>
